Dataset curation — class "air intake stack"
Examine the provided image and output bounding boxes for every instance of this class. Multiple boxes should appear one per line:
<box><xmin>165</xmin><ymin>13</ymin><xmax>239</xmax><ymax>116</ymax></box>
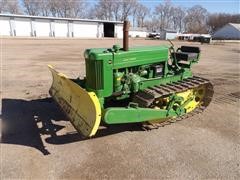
<box><xmin>123</xmin><ymin>20</ymin><xmax>129</xmax><ymax>51</ymax></box>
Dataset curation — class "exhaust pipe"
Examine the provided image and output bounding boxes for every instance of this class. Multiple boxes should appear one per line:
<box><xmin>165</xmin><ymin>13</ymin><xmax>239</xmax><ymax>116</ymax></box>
<box><xmin>123</xmin><ymin>20</ymin><xmax>129</xmax><ymax>51</ymax></box>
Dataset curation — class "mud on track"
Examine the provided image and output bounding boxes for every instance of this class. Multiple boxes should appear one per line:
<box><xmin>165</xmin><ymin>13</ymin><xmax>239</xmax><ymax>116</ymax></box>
<box><xmin>1</xmin><ymin>38</ymin><xmax>240</xmax><ymax>179</ymax></box>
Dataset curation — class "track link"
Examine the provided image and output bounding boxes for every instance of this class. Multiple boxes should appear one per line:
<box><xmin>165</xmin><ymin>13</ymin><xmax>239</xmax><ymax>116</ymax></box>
<box><xmin>133</xmin><ymin>76</ymin><xmax>214</xmax><ymax>130</ymax></box>
<box><xmin>141</xmin><ymin>105</ymin><xmax>206</xmax><ymax>130</ymax></box>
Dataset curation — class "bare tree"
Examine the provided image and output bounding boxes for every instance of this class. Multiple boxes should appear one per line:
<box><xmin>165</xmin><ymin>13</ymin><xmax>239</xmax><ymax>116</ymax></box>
<box><xmin>145</xmin><ymin>16</ymin><xmax>160</xmax><ymax>32</ymax></box>
<box><xmin>120</xmin><ymin>0</ymin><xmax>137</xmax><ymax>21</ymax></box>
<box><xmin>146</xmin><ymin>1</ymin><xmax>187</xmax><ymax>32</ymax></box>
<box><xmin>56</xmin><ymin>0</ymin><xmax>69</xmax><ymax>18</ymax></box>
<box><xmin>38</xmin><ymin>0</ymin><xmax>51</xmax><ymax>16</ymax></box>
<box><xmin>94</xmin><ymin>0</ymin><xmax>114</xmax><ymax>20</ymax></box>
<box><xmin>74</xmin><ymin>0</ymin><xmax>88</xmax><ymax>18</ymax></box>
<box><xmin>0</xmin><ymin>0</ymin><xmax>6</xmax><ymax>13</ymax></box>
<box><xmin>171</xmin><ymin>6</ymin><xmax>186</xmax><ymax>32</ymax></box>
<box><xmin>48</xmin><ymin>0</ymin><xmax>59</xmax><ymax>17</ymax></box>
<box><xmin>47</xmin><ymin>0</ymin><xmax>87</xmax><ymax>18</ymax></box>
<box><xmin>136</xmin><ymin>3</ymin><xmax>149</xmax><ymax>27</ymax></box>
<box><xmin>207</xmin><ymin>13</ymin><xmax>240</xmax><ymax>33</ymax></box>
<box><xmin>23</xmin><ymin>0</ymin><xmax>41</xmax><ymax>16</ymax></box>
<box><xmin>184</xmin><ymin>5</ymin><xmax>208</xmax><ymax>33</ymax></box>
<box><xmin>154</xmin><ymin>0</ymin><xmax>173</xmax><ymax>30</ymax></box>
<box><xmin>112</xmin><ymin>2</ymin><xmax>121</xmax><ymax>21</ymax></box>
<box><xmin>2</xmin><ymin>0</ymin><xmax>21</xmax><ymax>14</ymax></box>
<box><xmin>93</xmin><ymin>0</ymin><xmax>137</xmax><ymax>21</ymax></box>
<box><xmin>8</xmin><ymin>0</ymin><xmax>238</xmax><ymax>36</ymax></box>
<box><xmin>131</xmin><ymin>3</ymin><xmax>139</xmax><ymax>27</ymax></box>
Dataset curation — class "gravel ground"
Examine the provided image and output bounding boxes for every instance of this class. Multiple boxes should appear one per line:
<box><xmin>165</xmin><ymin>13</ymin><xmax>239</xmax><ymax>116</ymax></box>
<box><xmin>1</xmin><ymin>38</ymin><xmax>240</xmax><ymax>179</ymax></box>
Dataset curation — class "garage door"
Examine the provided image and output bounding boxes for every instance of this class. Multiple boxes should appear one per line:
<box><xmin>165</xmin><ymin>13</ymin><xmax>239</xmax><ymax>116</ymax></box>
<box><xmin>0</xmin><ymin>18</ymin><xmax>11</xmax><ymax>36</ymax></box>
<box><xmin>73</xmin><ymin>22</ymin><xmax>98</xmax><ymax>38</ymax></box>
<box><xmin>15</xmin><ymin>18</ymin><xmax>31</xmax><ymax>36</ymax></box>
<box><xmin>35</xmin><ymin>20</ymin><xmax>51</xmax><ymax>37</ymax></box>
<box><xmin>115</xmin><ymin>25</ymin><xmax>123</xmax><ymax>38</ymax></box>
<box><xmin>54</xmin><ymin>21</ymin><xmax>68</xmax><ymax>37</ymax></box>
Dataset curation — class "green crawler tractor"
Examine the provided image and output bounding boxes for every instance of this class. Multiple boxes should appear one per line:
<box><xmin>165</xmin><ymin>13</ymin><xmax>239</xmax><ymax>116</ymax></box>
<box><xmin>48</xmin><ymin>21</ymin><xmax>213</xmax><ymax>137</ymax></box>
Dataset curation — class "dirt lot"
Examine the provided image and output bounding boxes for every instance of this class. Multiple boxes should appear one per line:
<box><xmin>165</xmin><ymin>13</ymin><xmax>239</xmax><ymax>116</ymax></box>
<box><xmin>1</xmin><ymin>38</ymin><xmax>240</xmax><ymax>179</ymax></box>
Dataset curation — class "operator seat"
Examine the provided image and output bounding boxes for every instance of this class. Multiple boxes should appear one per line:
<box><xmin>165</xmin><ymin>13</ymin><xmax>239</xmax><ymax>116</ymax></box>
<box><xmin>173</xmin><ymin>46</ymin><xmax>200</xmax><ymax>61</ymax></box>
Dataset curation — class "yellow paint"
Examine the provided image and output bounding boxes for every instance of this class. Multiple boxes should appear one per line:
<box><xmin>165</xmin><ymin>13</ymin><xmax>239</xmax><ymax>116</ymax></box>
<box><xmin>148</xmin><ymin>86</ymin><xmax>206</xmax><ymax>124</ymax></box>
<box><xmin>48</xmin><ymin>65</ymin><xmax>101</xmax><ymax>137</ymax></box>
<box><xmin>151</xmin><ymin>85</ymin><xmax>206</xmax><ymax>114</ymax></box>
<box><xmin>176</xmin><ymin>86</ymin><xmax>205</xmax><ymax>113</ymax></box>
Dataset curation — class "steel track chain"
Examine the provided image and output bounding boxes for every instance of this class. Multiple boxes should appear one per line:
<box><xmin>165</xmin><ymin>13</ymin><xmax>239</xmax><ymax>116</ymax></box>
<box><xmin>141</xmin><ymin>105</ymin><xmax>206</xmax><ymax>130</ymax></box>
<box><xmin>132</xmin><ymin>76</ymin><xmax>214</xmax><ymax>131</ymax></box>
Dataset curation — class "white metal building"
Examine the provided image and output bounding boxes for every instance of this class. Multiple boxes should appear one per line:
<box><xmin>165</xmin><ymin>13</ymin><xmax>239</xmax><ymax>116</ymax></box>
<box><xmin>213</xmin><ymin>23</ymin><xmax>240</xmax><ymax>40</ymax></box>
<box><xmin>177</xmin><ymin>34</ymin><xmax>211</xmax><ymax>41</ymax></box>
<box><xmin>129</xmin><ymin>27</ymin><xmax>148</xmax><ymax>38</ymax></box>
<box><xmin>0</xmin><ymin>14</ymin><xmax>123</xmax><ymax>38</ymax></box>
<box><xmin>160</xmin><ymin>29</ymin><xmax>178</xmax><ymax>40</ymax></box>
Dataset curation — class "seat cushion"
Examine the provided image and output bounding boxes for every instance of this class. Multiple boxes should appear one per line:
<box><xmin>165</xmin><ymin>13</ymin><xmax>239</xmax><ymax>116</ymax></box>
<box><xmin>181</xmin><ymin>46</ymin><xmax>200</xmax><ymax>53</ymax></box>
<box><xmin>173</xmin><ymin>52</ymin><xmax>198</xmax><ymax>61</ymax></box>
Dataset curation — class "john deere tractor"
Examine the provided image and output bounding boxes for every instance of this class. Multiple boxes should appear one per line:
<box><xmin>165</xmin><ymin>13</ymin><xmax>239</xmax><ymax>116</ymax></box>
<box><xmin>48</xmin><ymin>21</ymin><xmax>213</xmax><ymax>137</ymax></box>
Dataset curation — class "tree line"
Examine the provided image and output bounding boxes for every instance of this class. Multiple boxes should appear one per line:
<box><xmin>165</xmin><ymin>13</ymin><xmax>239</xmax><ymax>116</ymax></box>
<box><xmin>0</xmin><ymin>0</ymin><xmax>239</xmax><ymax>34</ymax></box>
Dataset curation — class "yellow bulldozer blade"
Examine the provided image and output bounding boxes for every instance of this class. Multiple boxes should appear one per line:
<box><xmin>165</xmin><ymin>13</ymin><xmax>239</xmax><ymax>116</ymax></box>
<box><xmin>48</xmin><ymin>65</ymin><xmax>101</xmax><ymax>137</ymax></box>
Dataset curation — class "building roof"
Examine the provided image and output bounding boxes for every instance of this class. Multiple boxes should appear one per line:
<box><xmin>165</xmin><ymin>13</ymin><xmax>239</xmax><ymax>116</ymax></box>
<box><xmin>229</xmin><ymin>23</ymin><xmax>240</xmax><ymax>31</ymax></box>
<box><xmin>0</xmin><ymin>13</ymin><xmax>123</xmax><ymax>24</ymax></box>
<box><xmin>163</xmin><ymin>29</ymin><xmax>177</xmax><ymax>33</ymax></box>
<box><xmin>213</xmin><ymin>23</ymin><xmax>240</xmax><ymax>39</ymax></box>
<box><xmin>178</xmin><ymin>33</ymin><xmax>211</xmax><ymax>38</ymax></box>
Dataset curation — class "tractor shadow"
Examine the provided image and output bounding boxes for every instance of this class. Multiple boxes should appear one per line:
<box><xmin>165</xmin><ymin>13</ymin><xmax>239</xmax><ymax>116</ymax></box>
<box><xmin>1</xmin><ymin>98</ymin><xmax>142</xmax><ymax>155</ymax></box>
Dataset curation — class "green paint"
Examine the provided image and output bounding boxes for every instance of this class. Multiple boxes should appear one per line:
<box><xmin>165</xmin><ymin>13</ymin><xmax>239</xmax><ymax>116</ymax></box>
<box><xmin>104</xmin><ymin>107</ymin><xmax>177</xmax><ymax>124</ymax></box>
<box><xmin>81</xmin><ymin>44</ymin><xmax>201</xmax><ymax>124</ymax></box>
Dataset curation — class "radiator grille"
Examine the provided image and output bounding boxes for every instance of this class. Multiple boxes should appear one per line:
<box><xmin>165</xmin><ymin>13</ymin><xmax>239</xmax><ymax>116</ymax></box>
<box><xmin>87</xmin><ymin>60</ymin><xmax>103</xmax><ymax>90</ymax></box>
<box><xmin>94</xmin><ymin>61</ymin><xmax>103</xmax><ymax>89</ymax></box>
